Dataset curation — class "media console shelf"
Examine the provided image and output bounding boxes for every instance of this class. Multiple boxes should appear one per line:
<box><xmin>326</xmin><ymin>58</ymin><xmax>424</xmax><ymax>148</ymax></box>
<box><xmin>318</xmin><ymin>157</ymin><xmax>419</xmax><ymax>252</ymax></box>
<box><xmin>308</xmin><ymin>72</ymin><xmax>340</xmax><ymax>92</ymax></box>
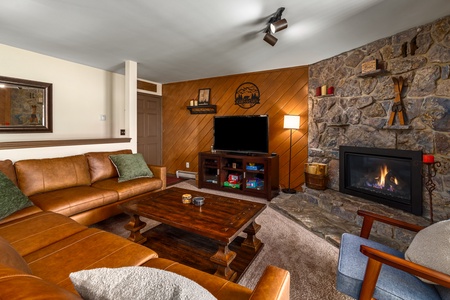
<box><xmin>198</xmin><ymin>152</ymin><xmax>279</xmax><ymax>201</ymax></box>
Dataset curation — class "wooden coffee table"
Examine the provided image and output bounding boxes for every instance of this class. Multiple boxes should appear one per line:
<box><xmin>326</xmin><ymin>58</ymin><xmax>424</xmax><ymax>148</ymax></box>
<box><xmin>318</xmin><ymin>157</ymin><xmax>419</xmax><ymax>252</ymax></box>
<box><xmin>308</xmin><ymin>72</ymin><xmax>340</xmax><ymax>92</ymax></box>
<box><xmin>120</xmin><ymin>187</ymin><xmax>266</xmax><ymax>281</ymax></box>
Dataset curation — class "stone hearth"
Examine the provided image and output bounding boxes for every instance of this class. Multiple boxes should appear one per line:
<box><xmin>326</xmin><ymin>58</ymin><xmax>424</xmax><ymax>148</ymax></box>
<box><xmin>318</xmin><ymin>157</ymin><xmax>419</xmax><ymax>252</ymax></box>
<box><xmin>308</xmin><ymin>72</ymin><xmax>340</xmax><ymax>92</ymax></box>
<box><xmin>270</xmin><ymin>187</ymin><xmax>430</xmax><ymax>252</ymax></box>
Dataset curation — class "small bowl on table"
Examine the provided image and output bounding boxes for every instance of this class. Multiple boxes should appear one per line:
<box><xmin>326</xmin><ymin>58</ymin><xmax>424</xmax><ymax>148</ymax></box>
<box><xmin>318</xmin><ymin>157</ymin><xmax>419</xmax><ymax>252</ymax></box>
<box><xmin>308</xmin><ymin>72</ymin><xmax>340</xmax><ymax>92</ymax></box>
<box><xmin>192</xmin><ymin>196</ymin><xmax>205</xmax><ymax>206</ymax></box>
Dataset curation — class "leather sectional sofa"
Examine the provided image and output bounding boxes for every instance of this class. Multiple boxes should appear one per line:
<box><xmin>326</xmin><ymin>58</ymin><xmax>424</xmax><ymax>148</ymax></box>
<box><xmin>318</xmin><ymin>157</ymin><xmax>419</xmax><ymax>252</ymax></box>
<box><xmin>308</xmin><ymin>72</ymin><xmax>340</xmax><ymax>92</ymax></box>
<box><xmin>1</xmin><ymin>149</ymin><xmax>166</xmax><ymax>226</ymax></box>
<box><xmin>0</xmin><ymin>150</ymin><xmax>290</xmax><ymax>299</ymax></box>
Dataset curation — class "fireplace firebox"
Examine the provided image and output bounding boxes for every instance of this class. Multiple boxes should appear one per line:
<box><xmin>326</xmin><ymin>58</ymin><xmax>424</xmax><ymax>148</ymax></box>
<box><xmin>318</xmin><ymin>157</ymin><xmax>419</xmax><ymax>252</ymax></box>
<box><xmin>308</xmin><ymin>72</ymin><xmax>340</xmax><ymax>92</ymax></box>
<box><xmin>339</xmin><ymin>146</ymin><xmax>423</xmax><ymax>215</ymax></box>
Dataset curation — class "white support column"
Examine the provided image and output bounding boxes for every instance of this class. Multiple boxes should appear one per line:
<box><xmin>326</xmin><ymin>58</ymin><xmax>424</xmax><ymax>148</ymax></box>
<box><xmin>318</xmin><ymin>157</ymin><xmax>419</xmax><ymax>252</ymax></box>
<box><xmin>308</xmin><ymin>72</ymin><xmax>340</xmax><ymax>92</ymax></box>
<box><xmin>125</xmin><ymin>60</ymin><xmax>138</xmax><ymax>152</ymax></box>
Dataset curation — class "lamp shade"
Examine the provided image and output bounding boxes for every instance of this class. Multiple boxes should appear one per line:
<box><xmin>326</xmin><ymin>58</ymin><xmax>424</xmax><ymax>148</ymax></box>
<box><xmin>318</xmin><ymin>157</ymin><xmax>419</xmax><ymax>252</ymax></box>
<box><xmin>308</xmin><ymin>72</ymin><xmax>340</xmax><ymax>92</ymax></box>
<box><xmin>284</xmin><ymin>115</ymin><xmax>300</xmax><ymax>129</ymax></box>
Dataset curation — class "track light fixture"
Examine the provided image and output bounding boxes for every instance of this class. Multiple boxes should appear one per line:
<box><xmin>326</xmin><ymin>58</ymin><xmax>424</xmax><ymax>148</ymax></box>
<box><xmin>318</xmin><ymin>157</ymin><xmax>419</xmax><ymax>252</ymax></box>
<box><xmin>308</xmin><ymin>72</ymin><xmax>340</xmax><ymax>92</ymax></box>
<box><xmin>264</xmin><ymin>7</ymin><xmax>288</xmax><ymax>46</ymax></box>
<box><xmin>270</xmin><ymin>18</ymin><xmax>288</xmax><ymax>33</ymax></box>
<box><xmin>263</xmin><ymin>33</ymin><xmax>278</xmax><ymax>46</ymax></box>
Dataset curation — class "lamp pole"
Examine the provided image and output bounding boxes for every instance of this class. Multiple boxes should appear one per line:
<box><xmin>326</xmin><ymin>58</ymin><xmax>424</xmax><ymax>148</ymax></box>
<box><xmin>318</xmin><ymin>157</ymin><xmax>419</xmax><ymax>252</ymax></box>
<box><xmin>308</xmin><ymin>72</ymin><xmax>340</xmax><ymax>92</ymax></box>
<box><xmin>282</xmin><ymin>115</ymin><xmax>299</xmax><ymax>194</ymax></box>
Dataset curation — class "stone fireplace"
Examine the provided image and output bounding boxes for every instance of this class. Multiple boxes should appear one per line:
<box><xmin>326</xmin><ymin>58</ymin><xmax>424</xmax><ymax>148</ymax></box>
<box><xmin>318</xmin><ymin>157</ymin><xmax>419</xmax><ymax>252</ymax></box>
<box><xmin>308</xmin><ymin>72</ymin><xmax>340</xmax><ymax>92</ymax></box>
<box><xmin>339</xmin><ymin>146</ymin><xmax>423</xmax><ymax>215</ymax></box>
<box><xmin>308</xmin><ymin>16</ymin><xmax>450</xmax><ymax>222</ymax></box>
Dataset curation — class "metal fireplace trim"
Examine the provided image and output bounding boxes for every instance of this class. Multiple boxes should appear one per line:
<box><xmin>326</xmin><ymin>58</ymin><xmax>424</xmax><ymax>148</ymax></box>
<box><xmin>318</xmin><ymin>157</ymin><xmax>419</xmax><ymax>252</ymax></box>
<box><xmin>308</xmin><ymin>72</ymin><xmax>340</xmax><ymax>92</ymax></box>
<box><xmin>339</xmin><ymin>146</ymin><xmax>423</xmax><ymax>215</ymax></box>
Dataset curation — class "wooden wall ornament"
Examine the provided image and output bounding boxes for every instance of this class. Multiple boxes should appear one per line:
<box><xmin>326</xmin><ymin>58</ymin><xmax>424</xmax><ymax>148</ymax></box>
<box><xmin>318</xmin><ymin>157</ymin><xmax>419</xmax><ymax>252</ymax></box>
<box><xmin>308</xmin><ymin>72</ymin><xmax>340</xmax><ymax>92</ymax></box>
<box><xmin>388</xmin><ymin>76</ymin><xmax>406</xmax><ymax>126</ymax></box>
<box><xmin>235</xmin><ymin>82</ymin><xmax>260</xmax><ymax>109</ymax></box>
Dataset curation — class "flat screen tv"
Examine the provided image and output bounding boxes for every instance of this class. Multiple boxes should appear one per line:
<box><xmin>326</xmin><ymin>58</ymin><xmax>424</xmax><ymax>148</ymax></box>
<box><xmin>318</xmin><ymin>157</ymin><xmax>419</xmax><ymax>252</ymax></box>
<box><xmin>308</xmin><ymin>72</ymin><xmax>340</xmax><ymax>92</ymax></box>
<box><xmin>213</xmin><ymin>115</ymin><xmax>269</xmax><ymax>155</ymax></box>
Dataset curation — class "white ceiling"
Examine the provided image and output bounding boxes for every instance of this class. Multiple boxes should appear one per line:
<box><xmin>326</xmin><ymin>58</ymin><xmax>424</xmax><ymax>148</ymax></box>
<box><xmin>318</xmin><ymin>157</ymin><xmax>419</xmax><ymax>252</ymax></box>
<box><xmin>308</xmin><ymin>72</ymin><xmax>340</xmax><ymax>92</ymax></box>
<box><xmin>0</xmin><ymin>0</ymin><xmax>449</xmax><ymax>83</ymax></box>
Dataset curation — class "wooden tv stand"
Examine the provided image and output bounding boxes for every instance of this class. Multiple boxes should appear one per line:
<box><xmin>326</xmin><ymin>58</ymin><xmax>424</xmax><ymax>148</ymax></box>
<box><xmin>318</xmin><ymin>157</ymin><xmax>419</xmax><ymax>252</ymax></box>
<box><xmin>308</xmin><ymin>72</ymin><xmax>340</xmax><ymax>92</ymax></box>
<box><xmin>198</xmin><ymin>152</ymin><xmax>279</xmax><ymax>201</ymax></box>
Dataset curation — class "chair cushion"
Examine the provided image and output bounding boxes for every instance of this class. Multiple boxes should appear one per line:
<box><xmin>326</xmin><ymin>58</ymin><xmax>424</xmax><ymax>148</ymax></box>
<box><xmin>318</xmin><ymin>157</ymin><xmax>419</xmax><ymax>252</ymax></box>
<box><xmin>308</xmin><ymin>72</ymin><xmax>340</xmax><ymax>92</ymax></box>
<box><xmin>109</xmin><ymin>153</ymin><xmax>153</xmax><ymax>182</ymax></box>
<box><xmin>69</xmin><ymin>266</ymin><xmax>217</xmax><ymax>300</ymax></box>
<box><xmin>405</xmin><ymin>219</ymin><xmax>450</xmax><ymax>284</ymax></box>
<box><xmin>337</xmin><ymin>233</ymin><xmax>441</xmax><ymax>300</ymax></box>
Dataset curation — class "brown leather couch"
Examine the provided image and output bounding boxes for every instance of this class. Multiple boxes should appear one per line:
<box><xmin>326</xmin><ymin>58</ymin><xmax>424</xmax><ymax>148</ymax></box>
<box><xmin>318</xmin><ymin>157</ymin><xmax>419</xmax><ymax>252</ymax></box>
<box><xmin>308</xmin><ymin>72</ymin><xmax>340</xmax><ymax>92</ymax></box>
<box><xmin>0</xmin><ymin>151</ymin><xmax>290</xmax><ymax>299</ymax></box>
<box><xmin>1</xmin><ymin>149</ymin><xmax>166</xmax><ymax>225</ymax></box>
<box><xmin>0</xmin><ymin>209</ymin><xmax>290</xmax><ymax>299</ymax></box>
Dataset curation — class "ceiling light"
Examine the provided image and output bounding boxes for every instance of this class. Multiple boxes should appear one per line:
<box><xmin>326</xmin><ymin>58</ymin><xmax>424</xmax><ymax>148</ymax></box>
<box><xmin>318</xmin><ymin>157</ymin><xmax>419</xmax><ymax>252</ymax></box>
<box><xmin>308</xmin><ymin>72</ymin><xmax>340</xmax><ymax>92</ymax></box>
<box><xmin>263</xmin><ymin>33</ymin><xmax>278</xmax><ymax>46</ymax></box>
<box><xmin>270</xmin><ymin>18</ymin><xmax>288</xmax><ymax>33</ymax></box>
<box><xmin>263</xmin><ymin>7</ymin><xmax>287</xmax><ymax>46</ymax></box>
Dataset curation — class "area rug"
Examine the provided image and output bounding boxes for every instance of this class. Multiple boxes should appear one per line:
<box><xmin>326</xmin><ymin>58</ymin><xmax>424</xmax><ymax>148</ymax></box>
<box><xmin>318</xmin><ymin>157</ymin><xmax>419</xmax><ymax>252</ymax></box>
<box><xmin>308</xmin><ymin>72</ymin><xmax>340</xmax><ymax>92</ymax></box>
<box><xmin>92</xmin><ymin>180</ymin><xmax>351</xmax><ymax>300</ymax></box>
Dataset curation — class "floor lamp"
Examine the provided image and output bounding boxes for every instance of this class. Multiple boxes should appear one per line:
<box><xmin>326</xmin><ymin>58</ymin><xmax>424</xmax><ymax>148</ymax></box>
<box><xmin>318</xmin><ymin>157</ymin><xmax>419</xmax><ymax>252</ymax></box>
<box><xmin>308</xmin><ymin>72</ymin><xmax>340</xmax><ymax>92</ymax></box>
<box><xmin>282</xmin><ymin>115</ymin><xmax>300</xmax><ymax>194</ymax></box>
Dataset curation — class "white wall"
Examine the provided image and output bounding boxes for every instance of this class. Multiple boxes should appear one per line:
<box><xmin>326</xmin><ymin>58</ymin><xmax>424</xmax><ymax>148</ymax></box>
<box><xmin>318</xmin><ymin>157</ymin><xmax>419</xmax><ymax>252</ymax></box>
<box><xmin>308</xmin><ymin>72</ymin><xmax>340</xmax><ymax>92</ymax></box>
<box><xmin>0</xmin><ymin>44</ymin><xmax>137</xmax><ymax>161</ymax></box>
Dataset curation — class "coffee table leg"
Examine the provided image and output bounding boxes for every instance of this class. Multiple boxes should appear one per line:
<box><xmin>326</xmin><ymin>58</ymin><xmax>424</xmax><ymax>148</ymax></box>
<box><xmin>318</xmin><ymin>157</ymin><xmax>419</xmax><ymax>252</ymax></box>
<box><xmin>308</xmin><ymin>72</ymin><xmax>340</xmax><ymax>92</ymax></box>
<box><xmin>242</xmin><ymin>220</ymin><xmax>262</xmax><ymax>251</ymax></box>
<box><xmin>124</xmin><ymin>214</ymin><xmax>147</xmax><ymax>244</ymax></box>
<box><xmin>210</xmin><ymin>244</ymin><xmax>237</xmax><ymax>281</ymax></box>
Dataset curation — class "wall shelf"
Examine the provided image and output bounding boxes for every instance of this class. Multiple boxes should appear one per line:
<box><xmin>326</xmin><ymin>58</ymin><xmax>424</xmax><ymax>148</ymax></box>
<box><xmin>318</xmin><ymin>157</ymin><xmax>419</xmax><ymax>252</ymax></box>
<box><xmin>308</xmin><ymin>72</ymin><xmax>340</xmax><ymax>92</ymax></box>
<box><xmin>0</xmin><ymin>138</ymin><xmax>131</xmax><ymax>150</ymax></box>
<box><xmin>317</xmin><ymin>94</ymin><xmax>335</xmax><ymax>98</ymax></box>
<box><xmin>187</xmin><ymin>105</ymin><xmax>217</xmax><ymax>114</ymax></box>
<box><xmin>358</xmin><ymin>69</ymin><xmax>389</xmax><ymax>78</ymax></box>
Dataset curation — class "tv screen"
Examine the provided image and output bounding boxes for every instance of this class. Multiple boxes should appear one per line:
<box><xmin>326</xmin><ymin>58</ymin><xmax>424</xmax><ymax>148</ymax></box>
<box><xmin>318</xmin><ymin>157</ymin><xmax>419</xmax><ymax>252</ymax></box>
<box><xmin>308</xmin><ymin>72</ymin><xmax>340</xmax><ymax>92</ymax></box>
<box><xmin>213</xmin><ymin>115</ymin><xmax>269</xmax><ymax>154</ymax></box>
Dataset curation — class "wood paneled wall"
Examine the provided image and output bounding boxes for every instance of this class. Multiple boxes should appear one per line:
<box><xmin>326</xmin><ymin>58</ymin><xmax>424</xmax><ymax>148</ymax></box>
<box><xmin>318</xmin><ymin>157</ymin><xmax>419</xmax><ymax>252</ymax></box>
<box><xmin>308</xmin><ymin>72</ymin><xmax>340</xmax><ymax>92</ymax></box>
<box><xmin>162</xmin><ymin>66</ymin><xmax>309</xmax><ymax>191</ymax></box>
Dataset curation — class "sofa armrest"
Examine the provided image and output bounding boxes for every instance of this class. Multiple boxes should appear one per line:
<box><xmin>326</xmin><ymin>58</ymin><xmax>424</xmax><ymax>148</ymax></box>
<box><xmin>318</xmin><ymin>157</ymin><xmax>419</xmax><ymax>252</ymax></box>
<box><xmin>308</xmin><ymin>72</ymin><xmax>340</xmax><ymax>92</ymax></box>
<box><xmin>249</xmin><ymin>265</ymin><xmax>290</xmax><ymax>300</ymax></box>
<box><xmin>148</xmin><ymin>165</ymin><xmax>166</xmax><ymax>190</ymax></box>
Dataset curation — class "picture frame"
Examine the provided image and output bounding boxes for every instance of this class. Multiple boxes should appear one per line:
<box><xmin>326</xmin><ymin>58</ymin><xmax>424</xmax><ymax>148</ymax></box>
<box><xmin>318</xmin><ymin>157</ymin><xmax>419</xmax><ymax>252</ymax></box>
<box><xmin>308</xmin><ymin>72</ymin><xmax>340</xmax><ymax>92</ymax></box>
<box><xmin>198</xmin><ymin>88</ymin><xmax>211</xmax><ymax>105</ymax></box>
<box><xmin>0</xmin><ymin>76</ymin><xmax>53</xmax><ymax>133</ymax></box>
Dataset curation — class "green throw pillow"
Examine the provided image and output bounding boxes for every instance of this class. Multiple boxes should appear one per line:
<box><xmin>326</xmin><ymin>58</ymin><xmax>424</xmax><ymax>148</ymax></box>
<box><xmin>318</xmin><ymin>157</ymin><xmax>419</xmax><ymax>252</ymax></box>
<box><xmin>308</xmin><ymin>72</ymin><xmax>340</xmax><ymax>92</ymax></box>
<box><xmin>109</xmin><ymin>153</ymin><xmax>153</xmax><ymax>183</ymax></box>
<box><xmin>0</xmin><ymin>171</ymin><xmax>34</xmax><ymax>220</ymax></box>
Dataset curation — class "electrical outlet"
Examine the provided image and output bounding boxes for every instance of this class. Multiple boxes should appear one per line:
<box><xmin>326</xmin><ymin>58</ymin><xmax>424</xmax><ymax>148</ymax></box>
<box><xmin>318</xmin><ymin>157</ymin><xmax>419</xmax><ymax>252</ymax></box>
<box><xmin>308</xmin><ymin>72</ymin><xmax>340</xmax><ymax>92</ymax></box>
<box><xmin>120</xmin><ymin>129</ymin><xmax>125</xmax><ymax>135</ymax></box>
<box><xmin>186</xmin><ymin>162</ymin><xmax>190</xmax><ymax>168</ymax></box>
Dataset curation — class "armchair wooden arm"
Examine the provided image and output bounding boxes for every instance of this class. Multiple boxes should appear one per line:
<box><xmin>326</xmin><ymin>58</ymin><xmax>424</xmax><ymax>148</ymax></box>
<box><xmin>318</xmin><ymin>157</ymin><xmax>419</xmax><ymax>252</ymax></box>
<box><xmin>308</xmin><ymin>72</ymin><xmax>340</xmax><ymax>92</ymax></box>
<box><xmin>357</xmin><ymin>210</ymin><xmax>425</xmax><ymax>239</ymax></box>
<box><xmin>359</xmin><ymin>245</ymin><xmax>450</xmax><ymax>300</ymax></box>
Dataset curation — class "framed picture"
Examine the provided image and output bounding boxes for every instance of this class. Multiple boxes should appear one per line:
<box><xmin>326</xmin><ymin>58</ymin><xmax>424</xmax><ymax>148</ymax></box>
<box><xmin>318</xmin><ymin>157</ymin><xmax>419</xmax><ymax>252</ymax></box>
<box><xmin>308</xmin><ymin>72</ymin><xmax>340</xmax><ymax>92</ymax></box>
<box><xmin>198</xmin><ymin>88</ymin><xmax>211</xmax><ymax>105</ymax></box>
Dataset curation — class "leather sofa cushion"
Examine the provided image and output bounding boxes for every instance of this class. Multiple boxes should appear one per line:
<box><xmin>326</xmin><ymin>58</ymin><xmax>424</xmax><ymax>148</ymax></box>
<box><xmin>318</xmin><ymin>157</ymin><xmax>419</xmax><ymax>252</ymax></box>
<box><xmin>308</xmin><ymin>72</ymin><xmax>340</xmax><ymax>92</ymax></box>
<box><xmin>15</xmin><ymin>155</ymin><xmax>91</xmax><ymax>196</ymax></box>
<box><xmin>85</xmin><ymin>149</ymin><xmax>132</xmax><ymax>183</ymax></box>
<box><xmin>0</xmin><ymin>211</ymin><xmax>87</xmax><ymax>256</ymax></box>
<box><xmin>0</xmin><ymin>236</ymin><xmax>32</xmax><ymax>274</ymax></box>
<box><xmin>92</xmin><ymin>177</ymin><xmax>162</xmax><ymax>200</ymax></box>
<box><xmin>0</xmin><ymin>159</ymin><xmax>18</xmax><ymax>186</ymax></box>
<box><xmin>24</xmin><ymin>228</ymin><xmax>158</xmax><ymax>293</ymax></box>
<box><xmin>0</xmin><ymin>205</ymin><xmax>43</xmax><ymax>225</ymax></box>
<box><xmin>0</xmin><ymin>265</ymin><xmax>82</xmax><ymax>300</ymax></box>
<box><xmin>29</xmin><ymin>186</ymin><xmax>118</xmax><ymax>217</ymax></box>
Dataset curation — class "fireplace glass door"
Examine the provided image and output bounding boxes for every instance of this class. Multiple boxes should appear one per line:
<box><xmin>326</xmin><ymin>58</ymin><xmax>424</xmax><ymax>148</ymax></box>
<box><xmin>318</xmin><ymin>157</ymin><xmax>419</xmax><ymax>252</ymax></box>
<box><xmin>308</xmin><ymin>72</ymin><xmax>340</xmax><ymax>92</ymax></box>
<box><xmin>346</xmin><ymin>154</ymin><xmax>412</xmax><ymax>205</ymax></box>
<box><xmin>339</xmin><ymin>146</ymin><xmax>422</xmax><ymax>215</ymax></box>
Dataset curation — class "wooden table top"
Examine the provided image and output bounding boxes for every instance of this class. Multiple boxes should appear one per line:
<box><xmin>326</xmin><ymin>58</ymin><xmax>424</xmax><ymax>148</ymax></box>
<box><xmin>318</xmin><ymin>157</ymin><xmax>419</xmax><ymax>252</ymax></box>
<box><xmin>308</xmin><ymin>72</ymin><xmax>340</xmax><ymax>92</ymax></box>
<box><xmin>120</xmin><ymin>187</ymin><xmax>266</xmax><ymax>244</ymax></box>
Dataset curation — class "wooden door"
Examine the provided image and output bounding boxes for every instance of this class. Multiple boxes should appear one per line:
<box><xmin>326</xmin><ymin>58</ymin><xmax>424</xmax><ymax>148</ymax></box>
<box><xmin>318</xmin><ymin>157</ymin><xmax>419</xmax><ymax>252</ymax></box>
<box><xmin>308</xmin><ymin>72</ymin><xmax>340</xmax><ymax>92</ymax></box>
<box><xmin>137</xmin><ymin>92</ymin><xmax>162</xmax><ymax>165</ymax></box>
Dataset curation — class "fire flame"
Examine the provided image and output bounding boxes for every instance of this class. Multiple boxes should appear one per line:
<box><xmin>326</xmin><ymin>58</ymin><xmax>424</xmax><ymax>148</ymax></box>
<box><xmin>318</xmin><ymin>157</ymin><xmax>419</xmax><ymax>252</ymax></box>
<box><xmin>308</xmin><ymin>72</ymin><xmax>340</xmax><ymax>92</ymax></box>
<box><xmin>373</xmin><ymin>165</ymin><xmax>398</xmax><ymax>190</ymax></box>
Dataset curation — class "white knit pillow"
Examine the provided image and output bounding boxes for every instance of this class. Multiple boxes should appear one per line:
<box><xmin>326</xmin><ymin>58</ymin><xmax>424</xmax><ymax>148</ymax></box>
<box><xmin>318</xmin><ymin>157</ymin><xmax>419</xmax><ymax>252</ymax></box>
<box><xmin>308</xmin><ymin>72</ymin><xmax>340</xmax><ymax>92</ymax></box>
<box><xmin>70</xmin><ymin>267</ymin><xmax>216</xmax><ymax>300</ymax></box>
<box><xmin>405</xmin><ymin>219</ymin><xmax>450</xmax><ymax>284</ymax></box>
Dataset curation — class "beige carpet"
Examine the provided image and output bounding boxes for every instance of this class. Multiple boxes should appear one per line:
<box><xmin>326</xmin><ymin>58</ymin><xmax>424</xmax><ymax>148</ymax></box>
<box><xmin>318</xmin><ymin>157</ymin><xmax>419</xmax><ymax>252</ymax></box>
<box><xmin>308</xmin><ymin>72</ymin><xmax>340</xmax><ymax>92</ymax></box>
<box><xmin>92</xmin><ymin>180</ymin><xmax>351</xmax><ymax>300</ymax></box>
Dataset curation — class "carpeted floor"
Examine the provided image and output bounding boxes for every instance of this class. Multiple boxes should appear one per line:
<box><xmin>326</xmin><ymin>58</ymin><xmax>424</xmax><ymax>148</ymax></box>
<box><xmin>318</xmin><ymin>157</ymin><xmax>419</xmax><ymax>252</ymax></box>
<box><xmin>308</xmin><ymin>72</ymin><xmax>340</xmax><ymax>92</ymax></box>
<box><xmin>92</xmin><ymin>180</ymin><xmax>351</xmax><ymax>300</ymax></box>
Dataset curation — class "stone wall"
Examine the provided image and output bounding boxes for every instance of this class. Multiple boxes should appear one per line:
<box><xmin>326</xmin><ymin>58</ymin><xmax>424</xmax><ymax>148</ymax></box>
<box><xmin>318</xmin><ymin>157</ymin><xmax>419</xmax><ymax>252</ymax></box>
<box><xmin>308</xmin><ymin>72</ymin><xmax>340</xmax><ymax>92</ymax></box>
<box><xmin>308</xmin><ymin>16</ymin><xmax>450</xmax><ymax>221</ymax></box>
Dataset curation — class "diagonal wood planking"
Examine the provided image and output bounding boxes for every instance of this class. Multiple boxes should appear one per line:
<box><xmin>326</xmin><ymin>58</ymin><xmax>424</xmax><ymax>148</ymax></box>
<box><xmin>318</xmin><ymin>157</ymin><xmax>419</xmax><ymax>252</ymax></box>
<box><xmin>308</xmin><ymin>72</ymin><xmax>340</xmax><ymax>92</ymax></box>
<box><xmin>162</xmin><ymin>66</ymin><xmax>308</xmax><ymax>191</ymax></box>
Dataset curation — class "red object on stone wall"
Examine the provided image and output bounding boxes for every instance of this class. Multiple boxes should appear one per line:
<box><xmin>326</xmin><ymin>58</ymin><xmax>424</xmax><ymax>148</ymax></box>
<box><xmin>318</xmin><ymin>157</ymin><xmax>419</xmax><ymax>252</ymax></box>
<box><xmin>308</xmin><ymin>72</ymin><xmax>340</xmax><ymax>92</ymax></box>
<box><xmin>423</xmin><ymin>154</ymin><xmax>434</xmax><ymax>163</ymax></box>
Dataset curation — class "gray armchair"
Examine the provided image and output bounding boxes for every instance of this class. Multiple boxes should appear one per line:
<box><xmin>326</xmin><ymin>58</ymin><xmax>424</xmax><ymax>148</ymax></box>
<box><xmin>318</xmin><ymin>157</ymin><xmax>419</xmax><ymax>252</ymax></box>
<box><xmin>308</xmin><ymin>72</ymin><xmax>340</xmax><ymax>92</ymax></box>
<box><xmin>336</xmin><ymin>210</ymin><xmax>450</xmax><ymax>300</ymax></box>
